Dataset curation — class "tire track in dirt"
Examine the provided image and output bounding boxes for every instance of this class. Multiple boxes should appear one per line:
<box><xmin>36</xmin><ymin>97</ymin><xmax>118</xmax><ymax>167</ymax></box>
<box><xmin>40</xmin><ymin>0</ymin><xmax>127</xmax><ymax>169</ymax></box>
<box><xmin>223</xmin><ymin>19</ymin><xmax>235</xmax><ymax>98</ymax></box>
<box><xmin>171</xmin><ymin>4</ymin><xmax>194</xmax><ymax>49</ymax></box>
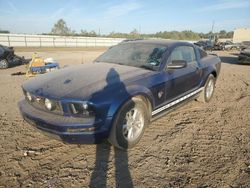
<box><xmin>0</xmin><ymin>117</ymin><xmax>94</xmax><ymax>187</ymax></box>
<box><xmin>128</xmin><ymin>91</ymin><xmax>250</xmax><ymax>187</ymax></box>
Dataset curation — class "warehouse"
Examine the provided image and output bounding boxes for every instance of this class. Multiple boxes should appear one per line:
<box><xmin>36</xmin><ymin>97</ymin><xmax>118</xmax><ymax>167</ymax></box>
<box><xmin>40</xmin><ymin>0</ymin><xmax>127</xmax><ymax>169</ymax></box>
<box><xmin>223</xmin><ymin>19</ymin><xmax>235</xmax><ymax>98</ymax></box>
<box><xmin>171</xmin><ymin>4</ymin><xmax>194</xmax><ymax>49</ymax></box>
<box><xmin>233</xmin><ymin>28</ymin><xmax>250</xmax><ymax>43</ymax></box>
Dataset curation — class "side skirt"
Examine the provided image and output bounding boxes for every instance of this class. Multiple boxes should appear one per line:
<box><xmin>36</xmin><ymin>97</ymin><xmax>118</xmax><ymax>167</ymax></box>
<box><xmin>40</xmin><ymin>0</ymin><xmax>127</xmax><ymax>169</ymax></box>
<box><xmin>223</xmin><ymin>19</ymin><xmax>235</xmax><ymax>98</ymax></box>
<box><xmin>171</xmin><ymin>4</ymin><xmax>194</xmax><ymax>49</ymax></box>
<box><xmin>151</xmin><ymin>87</ymin><xmax>203</xmax><ymax>121</ymax></box>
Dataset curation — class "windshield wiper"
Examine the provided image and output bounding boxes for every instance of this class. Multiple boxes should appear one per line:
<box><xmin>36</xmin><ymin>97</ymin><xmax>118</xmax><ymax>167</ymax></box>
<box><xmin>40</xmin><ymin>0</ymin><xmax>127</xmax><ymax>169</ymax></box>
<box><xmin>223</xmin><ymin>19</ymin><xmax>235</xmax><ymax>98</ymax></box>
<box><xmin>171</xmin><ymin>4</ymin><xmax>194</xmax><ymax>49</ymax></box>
<box><xmin>139</xmin><ymin>65</ymin><xmax>155</xmax><ymax>71</ymax></box>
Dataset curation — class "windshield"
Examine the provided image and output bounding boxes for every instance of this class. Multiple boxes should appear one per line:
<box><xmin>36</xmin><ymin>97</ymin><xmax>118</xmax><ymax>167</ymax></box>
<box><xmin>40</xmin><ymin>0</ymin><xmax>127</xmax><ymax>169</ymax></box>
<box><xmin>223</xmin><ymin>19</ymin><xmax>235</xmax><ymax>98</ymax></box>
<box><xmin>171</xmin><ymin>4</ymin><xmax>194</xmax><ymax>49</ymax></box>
<box><xmin>95</xmin><ymin>43</ymin><xmax>167</xmax><ymax>71</ymax></box>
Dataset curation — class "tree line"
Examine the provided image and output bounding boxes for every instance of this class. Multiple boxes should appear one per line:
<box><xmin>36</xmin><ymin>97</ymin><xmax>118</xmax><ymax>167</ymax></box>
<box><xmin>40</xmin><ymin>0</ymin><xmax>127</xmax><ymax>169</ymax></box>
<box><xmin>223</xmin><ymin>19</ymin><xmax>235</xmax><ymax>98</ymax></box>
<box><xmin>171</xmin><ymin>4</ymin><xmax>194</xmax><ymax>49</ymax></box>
<box><xmin>48</xmin><ymin>19</ymin><xmax>233</xmax><ymax>40</ymax></box>
<box><xmin>1</xmin><ymin>19</ymin><xmax>234</xmax><ymax>40</ymax></box>
<box><xmin>0</xmin><ymin>29</ymin><xmax>10</xmax><ymax>33</ymax></box>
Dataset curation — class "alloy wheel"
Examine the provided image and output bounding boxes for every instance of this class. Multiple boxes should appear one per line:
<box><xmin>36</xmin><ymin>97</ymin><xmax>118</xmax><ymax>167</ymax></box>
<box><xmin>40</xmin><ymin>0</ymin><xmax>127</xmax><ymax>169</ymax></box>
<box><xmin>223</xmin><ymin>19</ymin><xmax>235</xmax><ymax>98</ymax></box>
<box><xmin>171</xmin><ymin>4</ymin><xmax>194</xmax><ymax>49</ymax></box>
<box><xmin>122</xmin><ymin>107</ymin><xmax>144</xmax><ymax>142</ymax></box>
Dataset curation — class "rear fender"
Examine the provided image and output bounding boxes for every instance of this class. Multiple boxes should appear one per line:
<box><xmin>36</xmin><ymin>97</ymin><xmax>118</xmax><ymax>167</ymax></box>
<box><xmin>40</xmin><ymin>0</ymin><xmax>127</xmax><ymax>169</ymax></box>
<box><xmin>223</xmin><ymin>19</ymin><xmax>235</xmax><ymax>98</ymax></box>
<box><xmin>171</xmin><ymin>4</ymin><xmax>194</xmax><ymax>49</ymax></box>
<box><xmin>201</xmin><ymin>65</ymin><xmax>219</xmax><ymax>87</ymax></box>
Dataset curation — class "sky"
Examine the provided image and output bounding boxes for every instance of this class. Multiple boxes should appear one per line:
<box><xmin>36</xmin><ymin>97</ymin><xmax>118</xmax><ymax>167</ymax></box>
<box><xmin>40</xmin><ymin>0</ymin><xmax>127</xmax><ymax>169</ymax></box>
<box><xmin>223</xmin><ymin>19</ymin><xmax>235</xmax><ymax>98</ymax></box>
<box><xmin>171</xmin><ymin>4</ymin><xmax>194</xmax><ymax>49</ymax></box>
<box><xmin>0</xmin><ymin>0</ymin><xmax>250</xmax><ymax>34</ymax></box>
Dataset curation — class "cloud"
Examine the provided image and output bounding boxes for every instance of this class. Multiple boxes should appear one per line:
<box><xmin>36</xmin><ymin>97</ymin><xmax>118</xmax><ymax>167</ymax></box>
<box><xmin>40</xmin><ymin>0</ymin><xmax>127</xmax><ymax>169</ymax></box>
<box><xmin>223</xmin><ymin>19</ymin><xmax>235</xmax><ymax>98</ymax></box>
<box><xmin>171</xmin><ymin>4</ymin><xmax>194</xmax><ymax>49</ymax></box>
<box><xmin>169</xmin><ymin>18</ymin><xmax>250</xmax><ymax>33</ymax></box>
<box><xmin>50</xmin><ymin>7</ymin><xmax>65</xmax><ymax>19</ymax></box>
<box><xmin>0</xmin><ymin>0</ymin><xmax>18</xmax><ymax>15</ymax></box>
<box><xmin>197</xmin><ymin>0</ymin><xmax>250</xmax><ymax>12</ymax></box>
<box><xmin>7</xmin><ymin>1</ymin><xmax>18</xmax><ymax>12</ymax></box>
<box><xmin>214</xmin><ymin>18</ymin><xmax>250</xmax><ymax>29</ymax></box>
<box><xmin>105</xmin><ymin>1</ymin><xmax>142</xmax><ymax>18</ymax></box>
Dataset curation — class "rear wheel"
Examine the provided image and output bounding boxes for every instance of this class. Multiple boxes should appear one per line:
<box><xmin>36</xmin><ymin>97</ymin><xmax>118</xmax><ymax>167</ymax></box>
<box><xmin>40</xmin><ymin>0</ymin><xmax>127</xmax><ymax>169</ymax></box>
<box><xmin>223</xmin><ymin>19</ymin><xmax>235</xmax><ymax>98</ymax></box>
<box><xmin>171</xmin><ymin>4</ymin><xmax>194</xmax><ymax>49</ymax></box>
<box><xmin>197</xmin><ymin>74</ymin><xmax>216</xmax><ymax>103</ymax></box>
<box><xmin>108</xmin><ymin>97</ymin><xmax>149</xmax><ymax>150</ymax></box>
<box><xmin>0</xmin><ymin>59</ymin><xmax>9</xmax><ymax>69</ymax></box>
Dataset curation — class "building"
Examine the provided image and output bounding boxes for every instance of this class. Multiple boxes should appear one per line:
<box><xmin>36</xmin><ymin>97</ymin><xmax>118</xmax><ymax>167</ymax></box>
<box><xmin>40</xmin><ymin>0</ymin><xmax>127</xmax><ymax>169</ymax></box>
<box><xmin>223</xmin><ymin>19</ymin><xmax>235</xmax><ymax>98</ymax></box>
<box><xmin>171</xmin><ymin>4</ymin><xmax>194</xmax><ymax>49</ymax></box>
<box><xmin>233</xmin><ymin>28</ymin><xmax>250</xmax><ymax>43</ymax></box>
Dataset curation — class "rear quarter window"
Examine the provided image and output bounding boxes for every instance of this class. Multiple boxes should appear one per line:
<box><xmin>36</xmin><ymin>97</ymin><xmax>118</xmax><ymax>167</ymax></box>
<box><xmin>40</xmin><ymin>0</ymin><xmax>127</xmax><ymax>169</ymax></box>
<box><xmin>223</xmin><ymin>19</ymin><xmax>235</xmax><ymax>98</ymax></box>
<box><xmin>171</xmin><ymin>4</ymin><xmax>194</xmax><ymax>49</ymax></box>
<box><xmin>169</xmin><ymin>46</ymin><xmax>196</xmax><ymax>63</ymax></box>
<box><xmin>199</xmin><ymin>48</ymin><xmax>207</xmax><ymax>59</ymax></box>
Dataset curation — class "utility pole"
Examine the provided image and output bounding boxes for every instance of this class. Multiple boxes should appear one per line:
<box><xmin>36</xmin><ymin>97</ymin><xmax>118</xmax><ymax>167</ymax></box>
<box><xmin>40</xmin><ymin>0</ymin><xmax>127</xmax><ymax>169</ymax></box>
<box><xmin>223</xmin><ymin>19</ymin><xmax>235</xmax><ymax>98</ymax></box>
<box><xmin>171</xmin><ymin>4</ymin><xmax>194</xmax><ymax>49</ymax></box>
<box><xmin>211</xmin><ymin>20</ymin><xmax>215</xmax><ymax>34</ymax></box>
<box><xmin>210</xmin><ymin>20</ymin><xmax>215</xmax><ymax>43</ymax></box>
<box><xmin>139</xmin><ymin>25</ymin><xmax>141</xmax><ymax>38</ymax></box>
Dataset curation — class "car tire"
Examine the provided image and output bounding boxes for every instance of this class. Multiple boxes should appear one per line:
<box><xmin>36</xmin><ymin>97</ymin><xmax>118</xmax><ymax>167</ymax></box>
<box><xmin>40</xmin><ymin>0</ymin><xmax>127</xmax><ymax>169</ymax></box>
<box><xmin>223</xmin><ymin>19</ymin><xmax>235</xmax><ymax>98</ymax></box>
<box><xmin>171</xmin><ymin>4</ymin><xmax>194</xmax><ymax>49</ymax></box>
<box><xmin>0</xmin><ymin>59</ymin><xmax>9</xmax><ymax>69</ymax></box>
<box><xmin>197</xmin><ymin>74</ymin><xmax>216</xmax><ymax>103</ymax></box>
<box><xmin>108</xmin><ymin>97</ymin><xmax>149</xmax><ymax>150</ymax></box>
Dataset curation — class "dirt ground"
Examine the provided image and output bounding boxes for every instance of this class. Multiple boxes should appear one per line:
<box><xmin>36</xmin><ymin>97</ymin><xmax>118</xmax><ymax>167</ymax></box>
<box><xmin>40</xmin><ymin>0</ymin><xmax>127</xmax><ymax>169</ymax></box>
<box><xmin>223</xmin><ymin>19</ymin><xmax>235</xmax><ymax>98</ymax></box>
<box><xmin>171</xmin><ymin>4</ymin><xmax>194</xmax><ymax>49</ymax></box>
<box><xmin>0</xmin><ymin>49</ymin><xmax>249</xmax><ymax>188</ymax></box>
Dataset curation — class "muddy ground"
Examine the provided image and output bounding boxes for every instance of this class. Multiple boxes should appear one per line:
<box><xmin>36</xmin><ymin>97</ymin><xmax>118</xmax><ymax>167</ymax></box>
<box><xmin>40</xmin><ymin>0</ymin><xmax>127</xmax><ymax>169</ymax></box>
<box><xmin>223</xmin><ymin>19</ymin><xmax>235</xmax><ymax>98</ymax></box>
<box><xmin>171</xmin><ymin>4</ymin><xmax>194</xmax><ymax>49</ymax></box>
<box><xmin>0</xmin><ymin>49</ymin><xmax>249</xmax><ymax>188</ymax></box>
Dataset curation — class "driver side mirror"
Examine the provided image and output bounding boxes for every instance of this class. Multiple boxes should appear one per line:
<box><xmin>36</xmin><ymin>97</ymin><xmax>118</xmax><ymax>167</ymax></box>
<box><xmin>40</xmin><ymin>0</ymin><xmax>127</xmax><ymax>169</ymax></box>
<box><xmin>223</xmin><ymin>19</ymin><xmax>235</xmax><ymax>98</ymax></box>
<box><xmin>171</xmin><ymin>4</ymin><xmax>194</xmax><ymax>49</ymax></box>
<box><xmin>167</xmin><ymin>60</ymin><xmax>187</xmax><ymax>69</ymax></box>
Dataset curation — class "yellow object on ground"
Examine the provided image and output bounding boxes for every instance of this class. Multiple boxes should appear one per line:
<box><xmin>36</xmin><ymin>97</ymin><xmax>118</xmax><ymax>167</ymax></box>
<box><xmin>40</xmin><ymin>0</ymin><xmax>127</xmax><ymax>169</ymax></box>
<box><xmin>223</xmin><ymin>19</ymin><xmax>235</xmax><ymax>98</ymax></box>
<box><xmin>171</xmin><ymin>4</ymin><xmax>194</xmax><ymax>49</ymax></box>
<box><xmin>26</xmin><ymin>53</ymin><xmax>43</xmax><ymax>77</ymax></box>
<box><xmin>25</xmin><ymin>53</ymin><xmax>59</xmax><ymax>77</ymax></box>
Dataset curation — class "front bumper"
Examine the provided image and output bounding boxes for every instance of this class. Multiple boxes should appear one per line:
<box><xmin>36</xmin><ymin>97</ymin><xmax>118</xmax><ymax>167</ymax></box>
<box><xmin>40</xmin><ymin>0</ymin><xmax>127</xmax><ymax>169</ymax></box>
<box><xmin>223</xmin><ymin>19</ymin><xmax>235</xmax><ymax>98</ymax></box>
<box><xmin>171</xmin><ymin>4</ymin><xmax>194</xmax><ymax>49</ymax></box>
<box><xmin>18</xmin><ymin>99</ymin><xmax>111</xmax><ymax>144</ymax></box>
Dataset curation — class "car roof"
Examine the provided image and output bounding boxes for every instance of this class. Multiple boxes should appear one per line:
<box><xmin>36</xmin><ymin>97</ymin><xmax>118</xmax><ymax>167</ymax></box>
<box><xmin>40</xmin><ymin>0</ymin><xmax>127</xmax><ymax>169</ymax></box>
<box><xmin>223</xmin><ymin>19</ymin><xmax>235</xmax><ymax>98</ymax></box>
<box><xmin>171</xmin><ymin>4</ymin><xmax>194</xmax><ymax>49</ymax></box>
<box><xmin>121</xmin><ymin>39</ymin><xmax>192</xmax><ymax>48</ymax></box>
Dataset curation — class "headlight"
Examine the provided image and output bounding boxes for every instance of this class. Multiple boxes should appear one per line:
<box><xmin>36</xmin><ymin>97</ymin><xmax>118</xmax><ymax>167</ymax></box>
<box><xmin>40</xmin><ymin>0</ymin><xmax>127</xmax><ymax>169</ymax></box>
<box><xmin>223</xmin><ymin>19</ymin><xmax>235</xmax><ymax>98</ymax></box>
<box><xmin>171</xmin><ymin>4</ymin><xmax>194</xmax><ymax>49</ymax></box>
<box><xmin>24</xmin><ymin>91</ymin><xmax>34</xmax><ymax>102</ymax></box>
<box><xmin>45</xmin><ymin>98</ymin><xmax>56</xmax><ymax>111</ymax></box>
<box><xmin>26</xmin><ymin>92</ymin><xmax>33</xmax><ymax>102</ymax></box>
<box><xmin>69</xmin><ymin>102</ymin><xmax>94</xmax><ymax>116</ymax></box>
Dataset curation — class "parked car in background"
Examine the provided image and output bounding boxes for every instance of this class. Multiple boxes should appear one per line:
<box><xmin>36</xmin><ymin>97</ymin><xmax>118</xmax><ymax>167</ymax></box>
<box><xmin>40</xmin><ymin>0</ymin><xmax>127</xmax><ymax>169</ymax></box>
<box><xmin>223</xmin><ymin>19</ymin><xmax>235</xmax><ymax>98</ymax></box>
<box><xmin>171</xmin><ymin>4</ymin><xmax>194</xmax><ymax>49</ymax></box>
<box><xmin>240</xmin><ymin>41</ymin><xmax>250</xmax><ymax>50</ymax></box>
<box><xmin>194</xmin><ymin>40</ymin><xmax>213</xmax><ymax>51</ymax></box>
<box><xmin>19</xmin><ymin>40</ymin><xmax>221</xmax><ymax>149</ymax></box>
<box><xmin>0</xmin><ymin>45</ymin><xmax>30</xmax><ymax>69</ymax></box>
<box><xmin>238</xmin><ymin>45</ymin><xmax>250</xmax><ymax>64</ymax></box>
<box><xmin>212</xmin><ymin>41</ymin><xmax>247</xmax><ymax>51</ymax></box>
<box><xmin>222</xmin><ymin>41</ymin><xmax>240</xmax><ymax>50</ymax></box>
<box><xmin>212</xmin><ymin>42</ymin><xmax>224</xmax><ymax>51</ymax></box>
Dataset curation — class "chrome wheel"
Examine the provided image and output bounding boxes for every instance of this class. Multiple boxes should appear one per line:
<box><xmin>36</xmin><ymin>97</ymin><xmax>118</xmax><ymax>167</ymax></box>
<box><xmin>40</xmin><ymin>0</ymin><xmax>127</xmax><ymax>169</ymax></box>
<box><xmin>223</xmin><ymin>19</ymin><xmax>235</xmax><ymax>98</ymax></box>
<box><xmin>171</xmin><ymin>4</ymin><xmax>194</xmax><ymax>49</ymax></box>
<box><xmin>206</xmin><ymin>79</ymin><xmax>214</xmax><ymax>99</ymax></box>
<box><xmin>122</xmin><ymin>107</ymin><xmax>144</xmax><ymax>142</ymax></box>
<box><xmin>0</xmin><ymin>59</ymin><xmax>8</xmax><ymax>69</ymax></box>
<box><xmin>197</xmin><ymin>74</ymin><xmax>216</xmax><ymax>103</ymax></box>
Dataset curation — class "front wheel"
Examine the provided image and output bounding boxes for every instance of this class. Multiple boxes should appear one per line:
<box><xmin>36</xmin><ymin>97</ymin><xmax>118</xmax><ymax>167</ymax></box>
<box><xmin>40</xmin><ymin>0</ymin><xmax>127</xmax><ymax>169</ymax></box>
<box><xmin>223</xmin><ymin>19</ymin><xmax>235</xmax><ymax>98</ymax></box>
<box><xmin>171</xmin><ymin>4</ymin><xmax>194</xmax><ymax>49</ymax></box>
<box><xmin>197</xmin><ymin>74</ymin><xmax>216</xmax><ymax>103</ymax></box>
<box><xmin>108</xmin><ymin>97</ymin><xmax>149</xmax><ymax>150</ymax></box>
<box><xmin>0</xmin><ymin>59</ymin><xmax>9</xmax><ymax>69</ymax></box>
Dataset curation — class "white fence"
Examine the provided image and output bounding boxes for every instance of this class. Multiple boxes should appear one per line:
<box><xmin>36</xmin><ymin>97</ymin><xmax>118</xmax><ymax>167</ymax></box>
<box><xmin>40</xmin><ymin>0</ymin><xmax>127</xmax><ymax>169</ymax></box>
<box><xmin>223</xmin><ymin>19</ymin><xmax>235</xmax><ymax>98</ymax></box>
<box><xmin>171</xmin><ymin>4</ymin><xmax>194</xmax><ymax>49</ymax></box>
<box><xmin>0</xmin><ymin>34</ymin><xmax>125</xmax><ymax>47</ymax></box>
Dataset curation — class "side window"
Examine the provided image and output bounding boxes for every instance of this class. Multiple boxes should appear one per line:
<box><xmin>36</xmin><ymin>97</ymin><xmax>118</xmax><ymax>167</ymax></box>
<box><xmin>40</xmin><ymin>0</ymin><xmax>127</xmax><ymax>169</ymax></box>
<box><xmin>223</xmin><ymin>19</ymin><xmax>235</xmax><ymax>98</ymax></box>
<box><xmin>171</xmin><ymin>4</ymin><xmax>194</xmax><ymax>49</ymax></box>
<box><xmin>169</xmin><ymin>46</ymin><xmax>196</xmax><ymax>64</ymax></box>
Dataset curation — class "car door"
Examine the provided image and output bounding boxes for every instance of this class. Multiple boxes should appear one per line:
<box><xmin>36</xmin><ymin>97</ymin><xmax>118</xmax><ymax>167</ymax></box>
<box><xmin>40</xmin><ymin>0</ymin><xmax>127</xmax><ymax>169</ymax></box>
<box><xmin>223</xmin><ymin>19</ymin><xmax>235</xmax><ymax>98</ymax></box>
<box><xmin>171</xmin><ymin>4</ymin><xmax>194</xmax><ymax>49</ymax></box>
<box><xmin>164</xmin><ymin>45</ymin><xmax>201</xmax><ymax>102</ymax></box>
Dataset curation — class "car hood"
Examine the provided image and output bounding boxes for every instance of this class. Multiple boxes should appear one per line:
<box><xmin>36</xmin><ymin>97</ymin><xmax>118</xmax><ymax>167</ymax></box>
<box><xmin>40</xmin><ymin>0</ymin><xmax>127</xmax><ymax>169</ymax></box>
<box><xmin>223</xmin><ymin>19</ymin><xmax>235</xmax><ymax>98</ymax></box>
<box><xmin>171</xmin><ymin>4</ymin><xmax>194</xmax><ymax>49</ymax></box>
<box><xmin>22</xmin><ymin>62</ymin><xmax>152</xmax><ymax>100</ymax></box>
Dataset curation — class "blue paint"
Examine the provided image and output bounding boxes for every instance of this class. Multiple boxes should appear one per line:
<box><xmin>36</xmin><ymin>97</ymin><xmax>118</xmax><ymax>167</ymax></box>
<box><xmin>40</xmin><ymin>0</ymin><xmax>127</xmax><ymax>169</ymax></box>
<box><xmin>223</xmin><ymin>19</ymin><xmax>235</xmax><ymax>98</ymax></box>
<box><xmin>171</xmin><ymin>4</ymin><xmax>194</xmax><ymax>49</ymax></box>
<box><xmin>18</xmin><ymin>40</ymin><xmax>221</xmax><ymax>144</ymax></box>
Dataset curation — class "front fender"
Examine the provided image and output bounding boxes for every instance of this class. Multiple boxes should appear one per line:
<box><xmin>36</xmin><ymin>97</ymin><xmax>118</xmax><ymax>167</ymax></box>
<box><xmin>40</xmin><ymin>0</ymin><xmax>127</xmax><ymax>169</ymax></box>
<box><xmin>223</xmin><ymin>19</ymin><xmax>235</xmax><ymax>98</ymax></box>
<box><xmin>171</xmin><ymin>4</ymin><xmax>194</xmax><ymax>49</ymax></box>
<box><xmin>107</xmin><ymin>85</ymin><xmax>154</xmax><ymax>118</ymax></box>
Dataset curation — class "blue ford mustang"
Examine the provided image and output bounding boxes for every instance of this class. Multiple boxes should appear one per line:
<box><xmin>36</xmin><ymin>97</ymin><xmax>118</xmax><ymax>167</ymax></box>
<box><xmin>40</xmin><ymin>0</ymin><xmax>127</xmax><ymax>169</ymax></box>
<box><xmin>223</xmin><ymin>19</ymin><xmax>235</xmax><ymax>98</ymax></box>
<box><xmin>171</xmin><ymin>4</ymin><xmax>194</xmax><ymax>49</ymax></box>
<box><xmin>18</xmin><ymin>40</ymin><xmax>221</xmax><ymax>149</ymax></box>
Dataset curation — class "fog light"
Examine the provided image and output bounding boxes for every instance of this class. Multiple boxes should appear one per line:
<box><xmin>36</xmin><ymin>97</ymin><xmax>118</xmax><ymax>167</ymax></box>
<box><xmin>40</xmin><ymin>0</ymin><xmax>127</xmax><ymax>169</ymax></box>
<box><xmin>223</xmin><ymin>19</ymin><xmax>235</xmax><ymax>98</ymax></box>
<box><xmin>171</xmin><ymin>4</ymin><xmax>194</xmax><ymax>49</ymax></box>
<box><xmin>45</xmin><ymin>98</ymin><xmax>56</xmax><ymax>111</ymax></box>
<box><xmin>67</xmin><ymin>127</ymin><xmax>96</xmax><ymax>133</ymax></box>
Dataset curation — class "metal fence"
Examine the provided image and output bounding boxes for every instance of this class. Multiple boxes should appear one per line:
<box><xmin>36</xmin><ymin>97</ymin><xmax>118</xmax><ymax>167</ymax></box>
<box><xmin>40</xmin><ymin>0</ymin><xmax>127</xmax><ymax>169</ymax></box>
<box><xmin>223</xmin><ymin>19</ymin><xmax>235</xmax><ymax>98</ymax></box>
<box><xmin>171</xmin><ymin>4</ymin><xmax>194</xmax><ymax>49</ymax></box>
<box><xmin>0</xmin><ymin>34</ymin><xmax>125</xmax><ymax>47</ymax></box>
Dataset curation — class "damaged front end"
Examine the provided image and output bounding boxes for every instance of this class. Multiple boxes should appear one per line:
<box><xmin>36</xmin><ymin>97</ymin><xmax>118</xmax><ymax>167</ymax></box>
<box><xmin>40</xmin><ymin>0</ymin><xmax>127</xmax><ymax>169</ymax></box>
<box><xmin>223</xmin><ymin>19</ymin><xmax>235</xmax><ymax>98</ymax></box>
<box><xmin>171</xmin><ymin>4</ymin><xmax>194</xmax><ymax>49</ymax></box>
<box><xmin>0</xmin><ymin>45</ymin><xmax>30</xmax><ymax>69</ymax></box>
<box><xmin>238</xmin><ymin>47</ymin><xmax>250</xmax><ymax>64</ymax></box>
